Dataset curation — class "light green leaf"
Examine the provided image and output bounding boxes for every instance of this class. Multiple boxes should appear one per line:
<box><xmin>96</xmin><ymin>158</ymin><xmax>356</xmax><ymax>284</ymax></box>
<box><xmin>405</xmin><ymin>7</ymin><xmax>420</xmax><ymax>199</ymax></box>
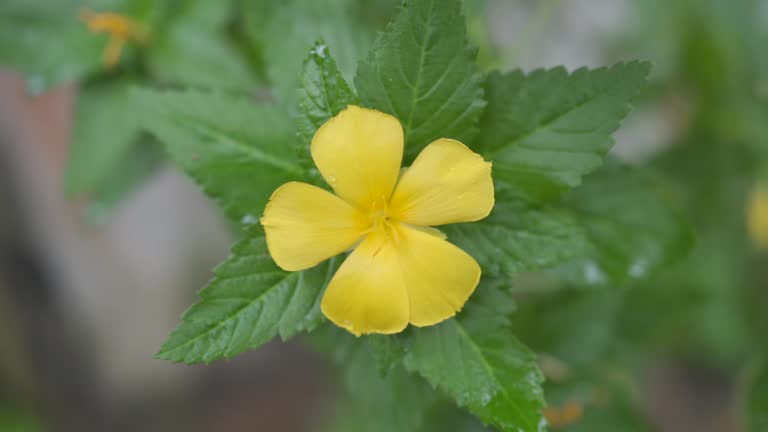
<box><xmin>355</xmin><ymin>0</ymin><xmax>485</xmax><ymax>159</ymax></box>
<box><xmin>84</xmin><ymin>140</ymin><xmax>163</xmax><ymax>224</ymax></box>
<box><xmin>131</xmin><ymin>87</ymin><xmax>302</xmax><ymax>224</ymax></box>
<box><xmin>65</xmin><ymin>82</ymin><xmax>141</xmax><ymax>196</ymax></box>
<box><xmin>147</xmin><ymin>0</ymin><xmax>258</xmax><ymax>90</ymax></box>
<box><xmin>478</xmin><ymin>62</ymin><xmax>651</xmax><ymax>202</ymax></box>
<box><xmin>445</xmin><ymin>192</ymin><xmax>590</xmax><ymax>278</ymax></box>
<box><xmin>156</xmin><ymin>230</ymin><xmax>338</xmax><ymax>364</ymax></box>
<box><xmin>404</xmin><ymin>281</ymin><xmax>546</xmax><ymax>432</ymax></box>
<box><xmin>0</xmin><ymin>1</ymin><xmax>101</xmax><ymax>93</ymax></box>
<box><xmin>296</xmin><ymin>42</ymin><xmax>359</xmax><ymax>170</ymax></box>
<box><xmin>553</xmin><ymin>162</ymin><xmax>694</xmax><ymax>287</ymax></box>
<box><xmin>244</xmin><ymin>0</ymin><xmax>373</xmax><ymax>106</ymax></box>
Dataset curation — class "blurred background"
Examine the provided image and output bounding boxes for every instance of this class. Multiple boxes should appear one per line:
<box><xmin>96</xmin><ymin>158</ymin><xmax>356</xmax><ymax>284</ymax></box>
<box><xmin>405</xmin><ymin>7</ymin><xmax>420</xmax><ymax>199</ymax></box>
<box><xmin>0</xmin><ymin>0</ymin><xmax>766</xmax><ymax>431</ymax></box>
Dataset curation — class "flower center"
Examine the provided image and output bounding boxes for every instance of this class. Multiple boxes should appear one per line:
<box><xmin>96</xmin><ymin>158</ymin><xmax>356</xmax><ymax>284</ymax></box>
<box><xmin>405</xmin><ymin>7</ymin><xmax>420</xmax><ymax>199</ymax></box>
<box><xmin>370</xmin><ymin>209</ymin><xmax>389</xmax><ymax>230</ymax></box>
<box><xmin>366</xmin><ymin>196</ymin><xmax>402</xmax><ymax>242</ymax></box>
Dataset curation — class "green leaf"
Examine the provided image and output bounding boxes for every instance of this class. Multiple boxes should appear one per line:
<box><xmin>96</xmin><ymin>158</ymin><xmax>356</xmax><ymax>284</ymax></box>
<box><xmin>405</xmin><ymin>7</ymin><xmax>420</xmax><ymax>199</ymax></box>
<box><xmin>244</xmin><ymin>0</ymin><xmax>373</xmax><ymax>106</ymax></box>
<box><xmin>512</xmin><ymin>290</ymin><xmax>623</xmax><ymax>370</ymax></box>
<box><xmin>553</xmin><ymin>162</ymin><xmax>695</xmax><ymax>287</ymax></box>
<box><xmin>296</xmin><ymin>42</ymin><xmax>359</xmax><ymax>170</ymax></box>
<box><xmin>156</xmin><ymin>230</ymin><xmax>338</xmax><ymax>364</ymax></box>
<box><xmin>355</xmin><ymin>0</ymin><xmax>485</xmax><ymax>159</ymax></box>
<box><xmin>445</xmin><ymin>192</ymin><xmax>590</xmax><ymax>278</ymax></box>
<box><xmin>131</xmin><ymin>87</ymin><xmax>302</xmax><ymax>224</ymax></box>
<box><xmin>478</xmin><ymin>62</ymin><xmax>651</xmax><ymax>203</ymax></box>
<box><xmin>0</xmin><ymin>401</ymin><xmax>43</xmax><ymax>432</ymax></box>
<box><xmin>545</xmin><ymin>379</ymin><xmax>653</xmax><ymax>432</ymax></box>
<box><xmin>65</xmin><ymin>82</ymin><xmax>141</xmax><ymax>196</ymax></box>
<box><xmin>84</xmin><ymin>139</ymin><xmax>163</xmax><ymax>224</ymax></box>
<box><xmin>404</xmin><ymin>281</ymin><xmax>546</xmax><ymax>432</ymax></box>
<box><xmin>746</xmin><ymin>356</ymin><xmax>768</xmax><ymax>432</ymax></box>
<box><xmin>147</xmin><ymin>0</ymin><xmax>258</xmax><ymax>90</ymax></box>
<box><xmin>328</xmin><ymin>335</ymin><xmax>437</xmax><ymax>432</ymax></box>
<box><xmin>367</xmin><ymin>334</ymin><xmax>406</xmax><ymax>376</ymax></box>
<box><xmin>0</xmin><ymin>1</ymin><xmax>101</xmax><ymax>93</ymax></box>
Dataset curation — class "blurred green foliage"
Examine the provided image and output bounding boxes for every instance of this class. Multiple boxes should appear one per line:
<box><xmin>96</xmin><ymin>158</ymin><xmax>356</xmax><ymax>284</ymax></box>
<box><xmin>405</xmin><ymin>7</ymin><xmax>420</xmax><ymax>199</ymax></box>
<box><xmin>0</xmin><ymin>403</ymin><xmax>42</xmax><ymax>432</ymax></box>
<box><xmin>0</xmin><ymin>0</ymin><xmax>766</xmax><ymax>431</ymax></box>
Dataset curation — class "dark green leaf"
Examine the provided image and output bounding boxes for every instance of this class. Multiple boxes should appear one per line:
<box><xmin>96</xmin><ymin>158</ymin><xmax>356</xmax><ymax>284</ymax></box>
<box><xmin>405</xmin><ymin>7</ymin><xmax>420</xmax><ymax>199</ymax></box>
<box><xmin>131</xmin><ymin>87</ymin><xmax>302</xmax><ymax>225</ymax></box>
<box><xmin>355</xmin><ymin>0</ymin><xmax>485</xmax><ymax>159</ymax></box>
<box><xmin>545</xmin><ymin>379</ymin><xmax>652</xmax><ymax>432</ymax></box>
<box><xmin>296</xmin><ymin>42</ymin><xmax>359</xmax><ymax>170</ymax></box>
<box><xmin>746</xmin><ymin>356</ymin><xmax>768</xmax><ymax>432</ymax></box>
<box><xmin>0</xmin><ymin>401</ymin><xmax>43</xmax><ymax>432</ymax></box>
<box><xmin>446</xmin><ymin>192</ymin><xmax>590</xmax><ymax>278</ymax></box>
<box><xmin>404</xmin><ymin>281</ymin><xmax>546</xmax><ymax>432</ymax></box>
<box><xmin>328</xmin><ymin>335</ymin><xmax>437</xmax><ymax>432</ymax></box>
<box><xmin>554</xmin><ymin>162</ymin><xmax>694</xmax><ymax>287</ymax></box>
<box><xmin>478</xmin><ymin>62</ymin><xmax>651</xmax><ymax>203</ymax></box>
<box><xmin>512</xmin><ymin>290</ymin><xmax>623</xmax><ymax>370</ymax></box>
<box><xmin>278</xmin><ymin>256</ymin><xmax>339</xmax><ymax>340</ymax></box>
<box><xmin>367</xmin><ymin>334</ymin><xmax>406</xmax><ymax>376</ymax></box>
<box><xmin>156</xmin><ymin>230</ymin><xmax>338</xmax><ymax>364</ymax></box>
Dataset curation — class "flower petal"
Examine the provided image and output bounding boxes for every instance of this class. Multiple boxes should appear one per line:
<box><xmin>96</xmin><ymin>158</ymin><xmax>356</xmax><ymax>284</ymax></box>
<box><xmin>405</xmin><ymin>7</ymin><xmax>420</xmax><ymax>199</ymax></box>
<box><xmin>311</xmin><ymin>105</ymin><xmax>404</xmax><ymax>210</ymax></box>
<box><xmin>321</xmin><ymin>231</ymin><xmax>409</xmax><ymax>336</ymax></box>
<box><xmin>389</xmin><ymin>138</ymin><xmax>494</xmax><ymax>226</ymax></box>
<box><xmin>261</xmin><ymin>182</ymin><xmax>368</xmax><ymax>271</ymax></box>
<box><xmin>394</xmin><ymin>224</ymin><xmax>481</xmax><ymax>327</ymax></box>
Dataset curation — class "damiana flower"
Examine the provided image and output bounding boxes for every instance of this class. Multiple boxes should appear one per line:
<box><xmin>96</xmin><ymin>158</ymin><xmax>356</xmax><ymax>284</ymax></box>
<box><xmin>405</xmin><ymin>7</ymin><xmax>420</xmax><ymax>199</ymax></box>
<box><xmin>748</xmin><ymin>181</ymin><xmax>768</xmax><ymax>249</ymax></box>
<box><xmin>80</xmin><ymin>9</ymin><xmax>149</xmax><ymax>68</ymax></box>
<box><xmin>261</xmin><ymin>106</ymin><xmax>494</xmax><ymax>335</ymax></box>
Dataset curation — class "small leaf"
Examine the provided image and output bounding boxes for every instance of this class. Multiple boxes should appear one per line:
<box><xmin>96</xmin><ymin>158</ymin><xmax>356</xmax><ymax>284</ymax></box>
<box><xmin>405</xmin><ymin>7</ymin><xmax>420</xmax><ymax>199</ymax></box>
<box><xmin>404</xmin><ymin>281</ymin><xmax>546</xmax><ymax>432</ymax></box>
<box><xmin>131</xmin><ymin>87</ymin><xmax>303</xmax><ymax>225</ymax></box>
<box><xmin>296</xmin><ymin>42</ymin><xmax>359</xmax><ymax>169</ymax></box>
<box><xmin>156</xmin><ymin>230</ymin><xmax>337</xmax><ymax>364</ymax></box>
<box><xmin>84</xmin><ymin>140</ymin><xmax>163</xmax><ymax>224</ymax></box>
<box><xmin>244</xmin><ymin>0</ymin><xmax>373</xmax><ymax>106</ymax></box>
<box><xmin>355</xmin><ymin>0</ymin><xmax>485</xmax><ymax>159</ymax></box>
<box><xmin>479</xmin><ymin>62</ymin><xmax>652</xmax><ymax>203</ymax></box>
<box><xmin>446</xmin><ymin>192</ymin><xmax>591</xmax><ymax>278</ymax></box>
<box><xmin>367</xmin><ymin>334</ymin><xmax>406</xmax><ymax>376</ymax></box>
<box><xmin>554</xmin><ymin>162</ymin><xmax>695</xmax><ymax>287</ymax></box>
<box><xmin>0</xmin><ymin>1</ymin><xmax>101</xmax><ymax>92</ymax></box>
<box><xmin>329</xmin><ymin>334</ymin><xmax>437</xmax><ymax>432</ymax></box>
<box><xmin>65</xmin><ymin>82</ymin><xmax>142</xmax><ymax>197</ymax></box>
<box><xmin>148</xmin><ymin>0</ymin><xmax>258</xmax><ymax>90</ymax></box>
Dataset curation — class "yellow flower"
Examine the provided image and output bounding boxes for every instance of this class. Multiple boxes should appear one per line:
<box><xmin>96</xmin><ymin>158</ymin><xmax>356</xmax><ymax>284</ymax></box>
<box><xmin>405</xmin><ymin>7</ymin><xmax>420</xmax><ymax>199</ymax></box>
<box><xmin>261</xmin><ymin>106</ymin><xmax>494</xmax><ymax>336</ymax></box>
<box><xmin>748</xmin><ymin>181</ymin><xmax>768</xmax><ymax>250</ymax></box>
<box><xmin>80</xmin><ymin>9</ymin><xmax>149</xmax><ymax>68</ymax></box>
